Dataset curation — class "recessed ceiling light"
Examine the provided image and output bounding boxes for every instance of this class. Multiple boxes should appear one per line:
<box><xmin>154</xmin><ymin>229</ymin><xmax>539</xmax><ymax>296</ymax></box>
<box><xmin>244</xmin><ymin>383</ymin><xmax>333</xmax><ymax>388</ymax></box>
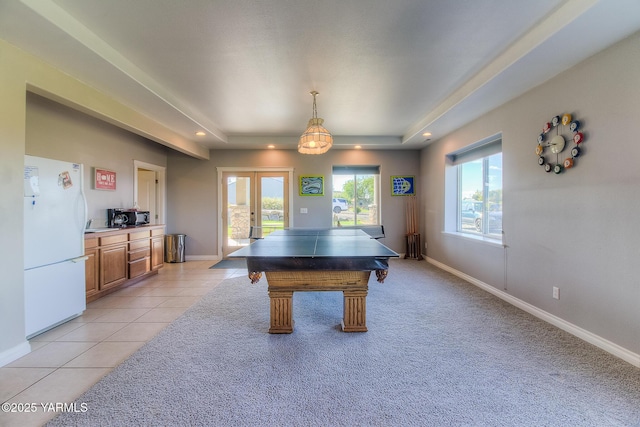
<box><xmin>195</xmin><ymin>131</ymin><xmax>206</xmax><ymax>136</ymax></box>
<box><xmin>354</xmin><ymin>145</ymin><xmax>362</xmax><ymax>149</ymax></box>
<box><xmin>422</xmin><ymin>132</ymin><xmax>432</xmax><ymax>137</ymax></box>
<box><xmin>267</xmin><ymin>144</ymin><xmax>275</xmax><ymax>149</ymax></box>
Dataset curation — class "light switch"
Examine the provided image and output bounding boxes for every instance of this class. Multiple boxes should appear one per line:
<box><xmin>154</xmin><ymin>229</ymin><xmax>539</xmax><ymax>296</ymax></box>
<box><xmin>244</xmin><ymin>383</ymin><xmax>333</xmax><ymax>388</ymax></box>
<box><xmin>300</xmin><ymin>208</ymin><xmax>308</xmax><ymax>214</ymax></box>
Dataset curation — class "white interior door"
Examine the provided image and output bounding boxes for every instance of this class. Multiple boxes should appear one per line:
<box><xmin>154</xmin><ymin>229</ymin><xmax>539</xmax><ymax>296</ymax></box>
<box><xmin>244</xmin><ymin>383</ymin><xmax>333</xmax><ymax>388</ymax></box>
<box><xmin>137</xmin><ymin>169</ymin><xmax>157</xmax><ymax>223</ymax></box>
<box><xmin>134</xmin><ymin>161</ymin><xmax>165</xmax><ymax>225</ymax></box>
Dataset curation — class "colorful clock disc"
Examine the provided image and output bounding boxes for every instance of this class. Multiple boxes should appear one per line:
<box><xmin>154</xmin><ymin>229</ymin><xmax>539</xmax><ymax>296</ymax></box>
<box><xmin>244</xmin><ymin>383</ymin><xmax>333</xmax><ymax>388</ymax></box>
<box><xmin>573</xmin><ymin>132</ymin><xmax>584</xmax><ymax>144</ymax></box>
<box><xmin>570</xmin><ymin>120</ymin><xmax>580</xmax><ymax>132</ymax></box>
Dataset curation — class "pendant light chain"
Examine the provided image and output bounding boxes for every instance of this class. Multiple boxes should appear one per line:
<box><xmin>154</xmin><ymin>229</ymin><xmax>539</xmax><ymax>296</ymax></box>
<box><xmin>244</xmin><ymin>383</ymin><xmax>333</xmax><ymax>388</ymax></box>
<box><xmin>312</xmin><ymin>91</ymin><xmax>318</xmax><ymax>120</ymax></box>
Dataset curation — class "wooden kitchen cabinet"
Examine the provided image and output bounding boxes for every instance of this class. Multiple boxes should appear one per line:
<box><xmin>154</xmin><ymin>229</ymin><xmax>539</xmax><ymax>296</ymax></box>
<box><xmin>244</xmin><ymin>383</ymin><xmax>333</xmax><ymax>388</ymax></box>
<box><xmin>84</xmin><ymin>236</ymin><xmax>99</xmax><ymax>298</ymax></box>
<box><xmin>99</xmin><ymin>233</ymin><xmax>128</xmax><ymax>291</ymax></box>
<box><xmin>150</xmin><ymin>228</ymin><xmax>164</xmax><ymax>271</ymax></box>
<box><xmin>85</xmin><ymin>225</ymin><xmax>165</xmax><ymax>302</ymax></box>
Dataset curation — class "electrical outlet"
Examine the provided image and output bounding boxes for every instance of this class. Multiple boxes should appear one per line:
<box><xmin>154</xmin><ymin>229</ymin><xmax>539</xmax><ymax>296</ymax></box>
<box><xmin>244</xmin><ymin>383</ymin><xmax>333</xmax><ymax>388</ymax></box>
<box><xmin>552</xmin><ymin>286</ymin><xmax>560</xmax><ymax>300</ymax></box>
<box><xmin>300</xmin><ymin>208</ymin><xmax>308</xmax><ymax>214</ymax></box>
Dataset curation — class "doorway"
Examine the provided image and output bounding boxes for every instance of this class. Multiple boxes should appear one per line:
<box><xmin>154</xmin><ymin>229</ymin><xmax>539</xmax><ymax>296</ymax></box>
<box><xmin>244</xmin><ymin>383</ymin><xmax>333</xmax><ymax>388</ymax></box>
<box><xmin>134</xmin><ymin>160</ymin><xmax>166</xmax><ymax>225</ymax></box>
<box><xmin>220</xmin><ymin>170</ymin><xmax>291</xmax><ymax>258</ymax></box>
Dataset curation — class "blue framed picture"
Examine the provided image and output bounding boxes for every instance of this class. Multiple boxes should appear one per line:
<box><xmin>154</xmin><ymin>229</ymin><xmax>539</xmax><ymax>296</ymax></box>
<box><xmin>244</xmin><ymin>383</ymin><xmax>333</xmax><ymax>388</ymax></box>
<box><xmin>391</xmin><ymin>176</ymin><xmax>415</xmax><ymax>196</ymax></box>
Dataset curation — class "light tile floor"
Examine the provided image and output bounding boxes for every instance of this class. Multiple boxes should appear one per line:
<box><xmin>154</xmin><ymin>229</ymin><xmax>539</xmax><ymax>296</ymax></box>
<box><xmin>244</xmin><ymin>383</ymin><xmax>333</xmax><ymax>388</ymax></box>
<box><xmin>0</xmin><ymin>261</ymin><xmax>244</xmax><ymax>427</ymax></box>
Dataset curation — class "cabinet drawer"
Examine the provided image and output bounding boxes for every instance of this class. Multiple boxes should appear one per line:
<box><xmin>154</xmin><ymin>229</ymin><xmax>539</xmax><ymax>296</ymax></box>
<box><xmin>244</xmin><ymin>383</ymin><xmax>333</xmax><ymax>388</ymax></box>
<box><xmin>151</xmin><ymin>228</ymin><xmax>164</xmax><ymax>237</ymax></box>
<box><xmin>85</xmin><ymin>236</ymin><xmax>98</xmax><ymax>249</ymax></box>
<box><xmin>128</xmin><ymin>248</ymin><xmax>150</xmax><ymax>261</ymax></box>
<box><xmin>129</xmin><ymin>257</ymin><xmax>150</xmax><ymax>279</ymax></box>
<box><xmin>129</xmin><ymin>239</ymin><xmax>150</xmax><ymax>251</ymax></box>
<box><xmin>129</xmin><ymin>230</ymin><xmax>151</xmax><ymax>241</ymax></box>
<box><xmin>100</xmin><ymin>234</ymin><xmax>128</xmax><ymax>246</ymax></box>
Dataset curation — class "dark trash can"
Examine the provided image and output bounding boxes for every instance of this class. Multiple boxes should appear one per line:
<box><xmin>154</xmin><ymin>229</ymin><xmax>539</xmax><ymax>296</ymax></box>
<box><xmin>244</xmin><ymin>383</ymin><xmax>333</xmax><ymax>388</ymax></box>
<box><xmin>165</xmin><ymin>234</ymin><xmax>186</xmax><ymax>263</ymax></box>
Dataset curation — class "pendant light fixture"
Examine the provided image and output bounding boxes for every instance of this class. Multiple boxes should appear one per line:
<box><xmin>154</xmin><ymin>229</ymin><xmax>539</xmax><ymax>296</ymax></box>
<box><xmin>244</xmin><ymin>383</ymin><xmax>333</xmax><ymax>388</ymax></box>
<box><xmin>298</xmin><ymin>91</ymin><xmax>333</xmax><ymax>154</ymax></box>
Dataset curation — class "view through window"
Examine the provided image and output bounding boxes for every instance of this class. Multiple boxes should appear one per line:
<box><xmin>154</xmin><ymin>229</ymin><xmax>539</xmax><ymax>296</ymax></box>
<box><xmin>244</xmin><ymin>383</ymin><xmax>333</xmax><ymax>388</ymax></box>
<box><xmin>458</xmin><ymin>153</ymin><xmax>502</xmax><ymax>238</ymax></box>
<box><xmin>332</xmin><ymin>166</ymin><xmax>380</xmax><ymax>227</ymax></box>
<box><xmin>447</xmin><ymin>135</ymin><xmax>502</xmax><ymax>240</ymax></box>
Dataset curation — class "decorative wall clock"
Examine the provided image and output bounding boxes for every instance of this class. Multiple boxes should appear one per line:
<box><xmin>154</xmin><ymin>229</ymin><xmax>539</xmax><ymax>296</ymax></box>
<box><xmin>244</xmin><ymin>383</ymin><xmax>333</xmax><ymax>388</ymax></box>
<box><xmin>536</xmin><ymin>113</ymin><xmax>585</xmax><ymax>174</ymax></box>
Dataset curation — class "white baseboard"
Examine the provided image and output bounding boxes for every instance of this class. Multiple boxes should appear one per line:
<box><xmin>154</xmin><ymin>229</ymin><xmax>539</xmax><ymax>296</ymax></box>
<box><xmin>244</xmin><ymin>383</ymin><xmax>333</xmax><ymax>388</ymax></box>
<box><xmin>426</xmin><ymin>256</ymin><xmax>640</xmax><ymax>368</ymax></box>
<box><xmin>0</xmin><ymin>340</ymin><xmax>31</xmax><ymax>367</ymax></box>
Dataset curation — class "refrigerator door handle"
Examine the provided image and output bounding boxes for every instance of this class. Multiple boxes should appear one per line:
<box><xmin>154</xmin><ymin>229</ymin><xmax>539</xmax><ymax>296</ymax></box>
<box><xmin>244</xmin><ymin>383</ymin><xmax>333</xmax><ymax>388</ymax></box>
<box><xmin>70</xmin><ymin>256</ymin><xmax>89</xmax><ymax>263</ymax></box>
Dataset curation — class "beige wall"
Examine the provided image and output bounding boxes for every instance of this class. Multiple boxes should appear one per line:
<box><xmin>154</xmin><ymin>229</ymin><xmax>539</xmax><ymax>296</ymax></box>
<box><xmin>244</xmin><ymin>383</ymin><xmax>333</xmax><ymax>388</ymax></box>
<box><xmin>166</xmin><ymin>148</ymin><xmax>421</xmax><ymax>257</ymax></box>
<box><xmin>420</xmin><ymin>31</ymin><xmax>640</xmax><ymax>358</ymax></box>
<box><xmin>0</xmin><ymin>40</ymin><xmax>30</xmax><ymax>364</ymax></box>
<box><xmin>26</xmin><ymin>93</ymin><xmax>168</xmax><ymax>222</ymax></box>
<box><xmin>0</xmin><ymin>38</ymin><xmax>204</xmax><ymax>365</ymax></box>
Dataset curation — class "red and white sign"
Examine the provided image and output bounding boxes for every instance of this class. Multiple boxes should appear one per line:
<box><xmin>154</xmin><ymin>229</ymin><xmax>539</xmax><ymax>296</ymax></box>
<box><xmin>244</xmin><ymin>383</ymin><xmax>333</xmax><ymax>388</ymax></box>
<box><xmin>95</xmin><ymin>168</ymin><xmax>116</xmax><ymax>190</ymax></box>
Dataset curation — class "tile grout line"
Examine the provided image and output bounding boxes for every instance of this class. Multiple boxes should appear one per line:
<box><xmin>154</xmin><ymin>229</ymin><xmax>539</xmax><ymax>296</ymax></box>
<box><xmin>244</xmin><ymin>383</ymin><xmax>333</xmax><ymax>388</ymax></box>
<box><xmin>1</xmin><ymin>262</ymin><xmax>238</xmax><ymax>423</ymax></box>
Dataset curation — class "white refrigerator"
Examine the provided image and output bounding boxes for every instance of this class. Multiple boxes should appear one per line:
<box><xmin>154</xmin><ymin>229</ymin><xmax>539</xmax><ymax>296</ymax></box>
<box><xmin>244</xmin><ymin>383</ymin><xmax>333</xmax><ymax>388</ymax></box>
<box><xmin>24</xmin><ymin>155</ymin><xmax>87</xmax><ymax>338</ymax></box>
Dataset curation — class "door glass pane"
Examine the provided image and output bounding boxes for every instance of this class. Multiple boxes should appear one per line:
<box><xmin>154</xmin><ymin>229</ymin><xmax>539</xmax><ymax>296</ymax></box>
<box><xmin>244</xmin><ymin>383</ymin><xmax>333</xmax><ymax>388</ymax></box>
<box><xmin>260</xmin><ymin>175</ymin><xmax>285</xmax><ymax>237</ymax></box>
<box><xmin>227</xmin><ymin>176</ymin><xmax>251</xmax><ymax>248</ymax></box>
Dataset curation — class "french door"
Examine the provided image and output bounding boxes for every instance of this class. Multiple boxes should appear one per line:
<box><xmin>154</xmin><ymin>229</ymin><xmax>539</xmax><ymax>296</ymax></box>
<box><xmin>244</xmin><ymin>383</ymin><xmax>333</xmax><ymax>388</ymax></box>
<box><xmin>221</xmin><ymin>171</ymin><xmax>289</xmax><ymax>258</ymax></box>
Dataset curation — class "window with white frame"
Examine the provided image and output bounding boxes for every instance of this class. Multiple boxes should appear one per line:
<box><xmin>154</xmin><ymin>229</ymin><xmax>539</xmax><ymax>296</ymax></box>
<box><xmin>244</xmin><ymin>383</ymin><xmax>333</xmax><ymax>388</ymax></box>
<box><xmin>331</xmin><ymin>166</ymin><xmax>380</xmax><ymax>227</ymax></box>
<box><xmin>446</xmin><ymin>134</ymin><xmax>502</xmax><ymax>240</ymax></box>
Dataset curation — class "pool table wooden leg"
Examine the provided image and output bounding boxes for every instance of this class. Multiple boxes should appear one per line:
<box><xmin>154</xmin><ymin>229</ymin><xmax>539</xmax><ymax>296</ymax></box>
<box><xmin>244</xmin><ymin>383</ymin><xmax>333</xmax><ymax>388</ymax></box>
<box><xmin>341</xmin><ymin>290</ymin><xmax>368</xmax><ymax>332</ymax></box>
<box><xmin>269</xmin><ymin>290</ymin><xmax>294</xmax><ymax>333</ymax></box>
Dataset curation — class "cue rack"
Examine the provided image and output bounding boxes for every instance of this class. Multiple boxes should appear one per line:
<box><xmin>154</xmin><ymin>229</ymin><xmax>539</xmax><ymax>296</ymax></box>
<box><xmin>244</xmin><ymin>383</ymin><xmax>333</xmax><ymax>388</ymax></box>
<box><xmin>404</xmin><ymin>196</ymin><xmax>423</xmax><ymax>260</ymax></box>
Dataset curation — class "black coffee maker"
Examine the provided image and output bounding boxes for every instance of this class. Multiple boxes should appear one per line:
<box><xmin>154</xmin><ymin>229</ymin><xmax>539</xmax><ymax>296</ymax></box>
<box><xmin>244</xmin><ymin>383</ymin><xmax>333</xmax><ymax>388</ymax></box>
<box><xmin>107</xmin><ymin>208</ymin><xmax>129</xmax><ymax>228</ymax></box>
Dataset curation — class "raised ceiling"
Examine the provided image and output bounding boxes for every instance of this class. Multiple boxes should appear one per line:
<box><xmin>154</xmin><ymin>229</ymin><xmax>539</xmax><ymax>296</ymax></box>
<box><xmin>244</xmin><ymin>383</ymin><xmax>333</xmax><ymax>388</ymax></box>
<box><xmin>1</xmin><ymin>0</ymin><xmax>639</xmax><ymax>151</ymax></box>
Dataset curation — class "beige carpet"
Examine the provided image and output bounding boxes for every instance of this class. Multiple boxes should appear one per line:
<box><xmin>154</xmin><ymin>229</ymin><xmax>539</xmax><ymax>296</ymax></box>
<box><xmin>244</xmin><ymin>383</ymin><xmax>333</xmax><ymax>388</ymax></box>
<box><xmin>48</xmin><ymin>259</ymin><xmax>640</xmax><ymax>426</ymax></box>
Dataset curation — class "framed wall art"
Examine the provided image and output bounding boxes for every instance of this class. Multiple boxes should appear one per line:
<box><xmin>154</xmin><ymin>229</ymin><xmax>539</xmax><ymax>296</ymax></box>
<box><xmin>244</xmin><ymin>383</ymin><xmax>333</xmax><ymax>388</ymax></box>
<box><xmin>391</xmin><ymin>175</ymin><xmax>415</xmax><ymax>196</ymax></box>
<box><xmin>94</xmin><ymin>167</ymin><xmax>116</xmax><ymax>191</ymax></box>
<box><xmin>299</xmin><ymin>175</ymin><xmax>324</xmax><ymax>196</ymax></box>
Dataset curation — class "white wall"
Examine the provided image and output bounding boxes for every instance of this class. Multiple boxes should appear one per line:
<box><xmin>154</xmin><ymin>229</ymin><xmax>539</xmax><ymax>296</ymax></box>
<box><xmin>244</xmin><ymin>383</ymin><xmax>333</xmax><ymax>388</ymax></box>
<box><xmin>421</xmin><ymin>31</ymin><xmax>640</xmax><ymax>359</ymax></box>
